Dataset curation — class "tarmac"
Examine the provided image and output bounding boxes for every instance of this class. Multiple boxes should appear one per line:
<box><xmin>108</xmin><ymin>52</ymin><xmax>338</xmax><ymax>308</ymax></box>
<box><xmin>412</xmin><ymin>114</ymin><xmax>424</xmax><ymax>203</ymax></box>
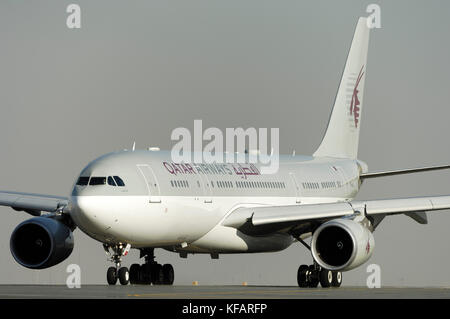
<box><xmin>0</xmin><ymin>285</ymin><xmax>450</xmax><ymax>299</ymax></box>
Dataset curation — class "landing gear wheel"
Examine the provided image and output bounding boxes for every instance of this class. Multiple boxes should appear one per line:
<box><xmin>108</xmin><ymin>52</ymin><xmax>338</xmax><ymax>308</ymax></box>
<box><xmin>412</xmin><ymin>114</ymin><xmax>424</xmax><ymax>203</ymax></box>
<box><xmin>332</xmin><ymin>271</ymin><xmax>342</xmax><ymax>287</ymax></box>
<box><xmin>129</xmin><ymin>264</ymin><xmax>140</xmax><ymax>285</ymax></box>
<box><xmin>308</xmin><ymin>265</ymin><xmax>319</xmax><ymax>288</ymax></box>
<box><xmin>135</xmin><ymin>249</ymin><xmax>175</xmax><ymax>286</ymax></box>
<box><xmin>107</xmin><ymin>267</ymin><xmax>117</xmax><ymax>285</ymax></box>
<box><xmin>118</xmin><ymin>267</ymin><xmax>130</xmax><ymax>285</ymax></box>
<box><xmin>297</xmin><ymin>265</ymin><xmax>309</xmax><ymax>288</ymax></box>
<box><xmin>162</xmin><ymin>264</ymin><xmax>175</xmax><ymax>285</ymax></box>
<box><xmin>151</xmin><ymin>264</ymin><xmax>164</xmax><ymax>285</ymax></box>
<box><xmin>140</xmin><ymin>264</ymin><xmax>152</xmax><ymax>285</ymax></box>
<box><xmin>319</xmin><ymin>269</ymin><xmax>333</xmax><ymax>288</ymax></box>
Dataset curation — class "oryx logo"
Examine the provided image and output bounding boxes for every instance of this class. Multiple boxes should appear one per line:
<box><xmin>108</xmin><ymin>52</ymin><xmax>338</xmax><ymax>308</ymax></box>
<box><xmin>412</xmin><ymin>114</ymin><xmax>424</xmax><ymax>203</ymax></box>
<box><xmin>350</xmin><ymin>66</ymin><xmax>365</xmax><ymax>128</ymax></box>
<box><xmin>365</xmin><ymin>240</ymin><xmax>371</xmax><ymax>255</ymax></box>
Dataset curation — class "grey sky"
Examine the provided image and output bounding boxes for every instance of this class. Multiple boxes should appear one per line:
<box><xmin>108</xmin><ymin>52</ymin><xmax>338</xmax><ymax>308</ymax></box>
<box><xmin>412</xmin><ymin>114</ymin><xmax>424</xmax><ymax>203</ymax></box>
<box><xmin>1</xmin><ymin>0</ymin><xmax>450</xmax><ymax>287</ymax></box>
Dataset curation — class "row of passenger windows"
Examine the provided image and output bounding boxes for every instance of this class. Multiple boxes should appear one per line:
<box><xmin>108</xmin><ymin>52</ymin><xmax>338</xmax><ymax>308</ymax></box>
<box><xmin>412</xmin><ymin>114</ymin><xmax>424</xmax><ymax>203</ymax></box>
<box><xmin>302</xmin><ymin>180</ymin><xmax>341</xmax><ymax>190</ymax></box>
<box><xmin>216</xmin><ymin>181</ymin><xmax>233</xmax><ymax>188</ymax></box>
<box><xmin>169</xmin><ymin>179</ymin><xmax>287</xmax><ymax>190</ymax></box>
<box><xmin>322</xmin><ymin>181</ymin><xmax>337</xmax><ymax>189</ymax></box>
<box><xmin>76</xmin><ymin>176</ymin><xmax>126</xmax><ymax>187</ymax></box>
<box><xmin>303</xmin><ymin>182</ymin><xmax>319</xmax><ymax>189</ymax></box>
<box><xmin>170</xmin><ymin>180</ymin><xmax>189</xmax><ymax>188</ymax></box>
<box><xmin>236</xmin><ymin>181</ymin><xmax>286</xmax><ymax>189</ymax></box>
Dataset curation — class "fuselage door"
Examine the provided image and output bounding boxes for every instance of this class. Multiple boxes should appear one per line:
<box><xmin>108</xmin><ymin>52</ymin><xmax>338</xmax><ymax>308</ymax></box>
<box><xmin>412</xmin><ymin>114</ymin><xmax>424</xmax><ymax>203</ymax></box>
<box><xmin>137</xmin><ymin>164</ymin><xmax>162</xmax><ymax>203</ymax></box>
<box><xmin>332</xmin><ymin>165</ymin><xmax>353</xmax><ymax>197</ymax></box>
<box><xmin>197</xmin><ymin>174</ymin><xmax>213</xmax><ymax>203</ymax></box>
<box><xmin>289</xmin><ymin>172</ymin><xmax>302</xmax><ymax>203</ymax></box>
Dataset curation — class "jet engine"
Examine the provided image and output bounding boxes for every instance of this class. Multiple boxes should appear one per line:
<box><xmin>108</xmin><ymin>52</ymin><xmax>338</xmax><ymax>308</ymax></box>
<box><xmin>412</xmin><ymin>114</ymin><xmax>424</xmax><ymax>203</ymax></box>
<box><xmin>10</xmin><ymin>217</ymin><xmax>74</xmax><ymax>269</ymax></box>
<box><xmin>311</xmin><ymin>218</ymin><xmax>374</xmax><ymax>271</ymax></box>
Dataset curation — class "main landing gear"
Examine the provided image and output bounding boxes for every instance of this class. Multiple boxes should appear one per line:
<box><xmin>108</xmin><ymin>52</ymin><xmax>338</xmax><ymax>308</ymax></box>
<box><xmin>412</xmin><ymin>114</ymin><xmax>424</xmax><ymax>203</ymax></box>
<box><xmin>128</xmin><ymin>248</ymin><xmax>174</xmax><ymax>285</ymax></box>
<box><xmin>104</xmin><ymin>245</ymin><xmax>175</xmax><ymax>286</ymax></box>
<box><xmin>295</xmin><ymin>236</ymin><xmax>342</xmax><ymax>288</ymax></box>
<box><xmin>297</xmin><ymin>263</ymin><xmax>342</xmax><ymax>288</ymax></box>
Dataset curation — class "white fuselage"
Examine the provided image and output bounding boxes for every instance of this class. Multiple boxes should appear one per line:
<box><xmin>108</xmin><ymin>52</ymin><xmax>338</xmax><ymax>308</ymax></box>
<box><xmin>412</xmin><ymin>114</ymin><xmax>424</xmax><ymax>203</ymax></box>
<box><xmin>68</xmin><ymin>150</ymin><xmax>364</xmax><ymax>254</ymax></box>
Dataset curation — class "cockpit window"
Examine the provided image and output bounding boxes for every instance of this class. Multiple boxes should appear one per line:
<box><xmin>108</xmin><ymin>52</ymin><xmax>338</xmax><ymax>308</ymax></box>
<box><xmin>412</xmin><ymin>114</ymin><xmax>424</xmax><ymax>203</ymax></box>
<box><xmin>89</xmin><ymin>177</ymin><xmax>106</xmax><ymax>185</ymax></box>
<box><xmin>76</xmin><ymin>176</ymin><xmax>89</xmax><ymax>186</ymax></box>
<box><xmin>107</xmin><ymin>176</ymin><xmax>116</xmax><ymax>186</ymax></box>
<box><xmin>113</xmin><ymin>176</ymin><xmax>125</xmax><ymax>187</ymax></box>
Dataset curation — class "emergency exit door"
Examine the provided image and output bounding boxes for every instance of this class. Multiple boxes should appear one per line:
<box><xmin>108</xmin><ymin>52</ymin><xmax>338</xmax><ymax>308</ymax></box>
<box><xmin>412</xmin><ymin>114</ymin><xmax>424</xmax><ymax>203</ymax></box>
<box><xmin>289</xmin><ymin>172</ymin><xmax>302</xmax><ymax>203</ymax></box>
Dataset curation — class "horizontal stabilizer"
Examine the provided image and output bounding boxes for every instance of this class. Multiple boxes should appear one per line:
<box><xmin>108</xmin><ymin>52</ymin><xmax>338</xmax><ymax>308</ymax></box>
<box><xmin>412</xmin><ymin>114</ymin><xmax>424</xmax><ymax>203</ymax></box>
<box><xmin>360</xmin><ymin>164</ymin><xmax>450</xmax><ymax>179</ymax></box>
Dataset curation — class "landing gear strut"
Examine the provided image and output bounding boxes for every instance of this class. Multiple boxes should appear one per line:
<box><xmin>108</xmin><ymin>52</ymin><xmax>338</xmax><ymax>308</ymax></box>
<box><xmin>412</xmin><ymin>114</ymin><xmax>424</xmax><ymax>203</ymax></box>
<box><xmin>104</xmin><ymin>243</ymin><xmax>130</xmax><ymax>286</ymax></box>
<box><xmin>129</xmin><ymin>248</ymin><xmax>175</xmax><ymax>285</ymax></box>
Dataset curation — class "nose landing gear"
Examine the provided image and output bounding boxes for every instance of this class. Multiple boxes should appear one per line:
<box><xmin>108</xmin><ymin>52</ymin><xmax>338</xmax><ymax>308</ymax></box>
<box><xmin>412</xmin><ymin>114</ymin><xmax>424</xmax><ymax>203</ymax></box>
<box><xmin>104</xmin><ymin>243</ymin><xmax>131</xmax><ymax>286</ymax></box>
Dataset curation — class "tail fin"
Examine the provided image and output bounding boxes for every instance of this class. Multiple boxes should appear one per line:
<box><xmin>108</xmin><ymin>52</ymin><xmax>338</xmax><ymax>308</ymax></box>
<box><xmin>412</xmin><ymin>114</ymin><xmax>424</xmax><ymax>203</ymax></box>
<box><xmin>313</xmin><ymin>17</ymin><xmax>370</xmax><ymax>159</ymax></box>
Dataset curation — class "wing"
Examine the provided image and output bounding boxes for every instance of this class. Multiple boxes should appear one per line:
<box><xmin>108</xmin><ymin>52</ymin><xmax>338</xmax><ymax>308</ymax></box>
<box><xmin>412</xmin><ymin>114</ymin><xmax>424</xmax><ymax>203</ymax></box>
<box><xmin>222</xmin><ymin>195</ymin><xmax>450</xmax><ymax>236</ymax></box>
<box><xmin>0</xmin><ymin>190</ymin><xmax>69</xmax><ymax>216</ymax></box>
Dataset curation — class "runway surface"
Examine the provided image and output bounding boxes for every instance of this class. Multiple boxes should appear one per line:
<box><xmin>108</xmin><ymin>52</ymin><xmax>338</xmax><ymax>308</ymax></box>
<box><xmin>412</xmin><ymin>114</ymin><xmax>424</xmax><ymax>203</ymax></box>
<box><xmin>1</xmin><ymin>285</ymin><xmax>450</xmax><ymax>299</ymax></box>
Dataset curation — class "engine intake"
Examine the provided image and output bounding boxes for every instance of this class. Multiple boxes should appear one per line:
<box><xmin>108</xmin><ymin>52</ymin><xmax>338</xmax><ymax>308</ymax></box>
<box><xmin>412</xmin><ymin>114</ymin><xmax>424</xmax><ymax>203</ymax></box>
<box><xmin>311</xmin><ymin>219</ymin><xmax>374</xmax><ymax>271</ymax></box>
<box><xmin>10</xmin><ymin>217</ymin><xmax>74</xmax><ymax>269</ymax></box>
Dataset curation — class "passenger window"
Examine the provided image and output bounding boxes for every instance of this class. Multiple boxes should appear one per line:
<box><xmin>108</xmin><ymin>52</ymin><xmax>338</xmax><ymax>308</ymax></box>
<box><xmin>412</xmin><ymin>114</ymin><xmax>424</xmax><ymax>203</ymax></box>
<box><xmin>113</xmin><ymin>176</ymin><xmax>125</xmax><ymax>187</ymax></box>
<box><xmin>90</xmin><ymin>177</ymin><xmax>106</xmax><ymax>185</ymax></box>
<box><xmin>76</xmin><ymin>176</ymin><xmax>89</xmax><ymax>186</ymax></box>
<box><xmin>108</xmin><ymin>176</ymin><xmax>116</xmax><ymax>186</ymax></box>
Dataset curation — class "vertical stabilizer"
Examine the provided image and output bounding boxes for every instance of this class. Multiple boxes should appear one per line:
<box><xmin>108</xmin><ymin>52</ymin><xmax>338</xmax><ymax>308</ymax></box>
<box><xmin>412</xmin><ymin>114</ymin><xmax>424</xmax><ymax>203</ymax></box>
<box><xmin>313</xmin><ymin>17</ymin><xmax>370</xmax><ymax>159</ymax></box>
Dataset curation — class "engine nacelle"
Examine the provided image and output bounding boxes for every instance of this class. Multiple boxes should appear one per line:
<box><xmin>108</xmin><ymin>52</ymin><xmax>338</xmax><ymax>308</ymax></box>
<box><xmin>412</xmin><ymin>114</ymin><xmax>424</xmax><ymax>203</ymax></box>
<box><xmin>311</xmin><ymin>219</ymin><xmax>374</xmax><ymax>271</ymax></box>
<box><xmin>10</xmin><ymin>217</ymin><xmax>74</xmax><ymax>269</ymax></box>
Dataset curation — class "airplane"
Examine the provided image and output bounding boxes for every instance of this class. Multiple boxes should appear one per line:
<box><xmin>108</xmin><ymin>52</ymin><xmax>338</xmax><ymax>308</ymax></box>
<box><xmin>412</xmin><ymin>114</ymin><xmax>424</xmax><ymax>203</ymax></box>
<box><xmin>3</xmin><ymin>16</ymin><xmax>450</xmax><ymax>288</ymax></box>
